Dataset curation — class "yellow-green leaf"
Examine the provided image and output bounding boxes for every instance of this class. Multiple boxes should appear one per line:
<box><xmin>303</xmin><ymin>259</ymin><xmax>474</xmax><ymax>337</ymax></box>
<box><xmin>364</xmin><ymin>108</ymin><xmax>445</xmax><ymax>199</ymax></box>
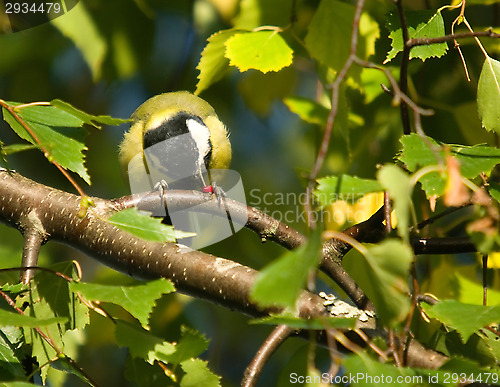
<box><xmin>225</xmin><ymin>31</ymin><xmax>293</xmax><ymax>74</ymax></box>
<box><xmin>196</xmin><ymin>29</ymin><xmax>239</xmax><ymax>95</ymax></box>
<box><xmin>477</xmin><ymin>56</ymin><xmax>500</xmax><ymax>132</ymax></box>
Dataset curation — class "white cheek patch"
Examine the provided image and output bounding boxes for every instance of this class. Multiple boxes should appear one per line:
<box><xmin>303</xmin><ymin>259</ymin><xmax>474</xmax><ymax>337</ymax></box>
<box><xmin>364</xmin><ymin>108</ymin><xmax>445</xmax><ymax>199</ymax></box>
<box><xmin>186</xmin><ymin>118</ymin><xmax>211</xmax><ymax>167</ymax></box>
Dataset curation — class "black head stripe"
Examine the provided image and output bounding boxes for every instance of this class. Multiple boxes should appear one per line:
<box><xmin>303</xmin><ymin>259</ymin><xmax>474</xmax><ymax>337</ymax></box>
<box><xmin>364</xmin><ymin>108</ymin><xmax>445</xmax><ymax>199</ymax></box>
<box><xmin>143</xmin><ymin>112</ymin><xmax>205</xmax><ymax>149</ymax></box>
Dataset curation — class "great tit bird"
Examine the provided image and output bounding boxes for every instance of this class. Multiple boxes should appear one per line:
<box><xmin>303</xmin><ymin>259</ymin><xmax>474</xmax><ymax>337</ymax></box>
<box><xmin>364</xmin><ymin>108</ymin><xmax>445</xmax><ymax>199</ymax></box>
<box><xmin>119</xmin><ymin>91</ymin><xmax>231</xmax><ymax>192</ymax></box>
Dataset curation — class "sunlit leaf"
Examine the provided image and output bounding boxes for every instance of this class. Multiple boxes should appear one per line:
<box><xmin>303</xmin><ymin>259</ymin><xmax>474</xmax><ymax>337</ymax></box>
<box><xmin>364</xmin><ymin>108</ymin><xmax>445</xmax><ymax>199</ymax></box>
<box><xmin>250</xmin><ymin>229</ymin><xmax>321</xmax><ymax>309</ymax></box>
<box><xmin>225</xmin><ymin>31</ymin><xmax>293</xmax><ymax>73</ymax></box>
<box><xmin>196</xmin><ymin>29</ymin><xmax>239</xmax><ymax>95</ymax></box>
<box><xmin>477</xmin><ymin>56</ymin><xmax>500</xmax><ymax>132</ymax></box>
<box><xmin>180</xmin><ymin>358</ymin><xmax>221</xmax><ymax>387</ymax></box>
<box><xmin>398</xmin><ymin>134</ymin><xmax>500</xmax><ymax>198</ymax></box>
<box><xmin>345</xmin><ymin>240</ymin><xmax>412</xmax><ymax>326</ymax></box>
<box><xmin>284</xmin><ymin>97</ymin><xmax>329</xmax><ymax>126</ymax></box>
<box><xmin>377</xmin><ymin>165</ymin><xmax>410</xmax><ymax>242</ymax></box>
<box><xmin>423</xmin><ymin>300</ymin><xmax>500</xmax><ymax>341</ymax></box>
<box><xmin>385</xmin><ymin>10</ymin><xmax>448</xmax><ymax>63</ymax></box>
<box><xmin>51</xmin><ymin>99</ymin><xmax>129</xmax><ymax>128</ymax></box>
<box><xmin>305</xmin><ymin>0</ymin><xmax>355</xmax><ymax>71</ymax></box>
<box><xmin>107</xmin><ymin>208</ymin><xmax>180</xmax><ymax>243</ymax></box>
<box><xmin>0</xmin><ymin>309</ymin><xmax>66</xmax><ymax>328</ymax></box>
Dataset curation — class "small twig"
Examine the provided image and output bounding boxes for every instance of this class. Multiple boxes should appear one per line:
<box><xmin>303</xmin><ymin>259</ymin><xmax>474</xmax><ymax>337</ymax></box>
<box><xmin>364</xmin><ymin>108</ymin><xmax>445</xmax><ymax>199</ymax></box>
<box><xmin>0</xmin><ymin>266</ymin><xmax>73</xmax><ymax>282</ymax></box>
<box><xmin>395</xmin><ymin>0</ymin><xmax>411</xmax><ymax>134</ymax></box>
<box><xmin>241</xmin><ymin>325</ymin><xmax>293</xmax><ymax>387</ymax></box>
<box><xmin>407</xmin><ymin>28</ymin><xmax>500</xmax><ymax>48</ymax></box>
<box><xmin>384</xmin><ymin>192</ymin><xmax>392</xmax><ymax>234</ymax></box>
<box><xmin>483</xmin><ymin>254</ymin><xmax>488</xmax><ymax>306</ymax></box>
<box><xmin>305</xmin><ymin>0</ymin><xmax>366</xmax><ymax>228</ymax></box>
<box><xmin>412</xmin><ymin>203</ymin><xmax>471</xmax><ymax>231</ymax></box>
<box><xmin>325</xmin><ymin>326</ymin><xmax>341</xmax><ymax>378</ymax></box>
<box><xmin>352</xmin><ymin>57</ymin><xmax>434</xmax><ymax>118</ymax></box>
<box><xmin>353</xmin><ymin>328</ymin><xmax>388</xmax><ymax>361</ymax></box>
<box><xmin>402</xmin><ymin>262</ymin><xmax>419</xmax><ymax>365</ymax></box>
<box><xmin>388</xmin><ymin>329</ymin><xmax>402</xmax><ymax>367</ymax></box>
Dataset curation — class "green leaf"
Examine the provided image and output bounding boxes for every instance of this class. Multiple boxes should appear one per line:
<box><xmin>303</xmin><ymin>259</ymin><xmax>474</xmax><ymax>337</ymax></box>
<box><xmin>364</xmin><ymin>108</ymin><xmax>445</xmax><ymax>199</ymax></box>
<box><xmin>0</xmin><ymin>326</ymin><xmax>26</xmax><ymax>380</ymax></box>
<box><xmin>239</xmin><ymin>67</ymin><xmax>295</xmax><ymax>115</ymax></box>
<box><xmin>398</xmin><ymin>134</ymin><xmax>500</xmax><ymax>198</ymax></box>
<box><xmin>107</xmin><ymin>208</ymin><xmax>179</xmax><ymax>243</ymax></box>
<box><xmin>315</xmin><ymin>175</ymin><xmax>383</xmax><ymax>206</ymax></box>
<box><xmin>225</xmin><ymin>31</ymin><xmax>293</xmax><ymax>73</ymax></box>
<box><xmin>488</xmin><ymin>182</ymin><xmax>500</xmax><ymax>203</ymax></box>
<box><xmin>180</xmin><ymin>358</ymin><xmax>221</xmax><ymax>387</ymax></box>
<box><xmin>358</xmin><ymin>12</ymin><xmax>380</xmax><ymax>60</ymax></box>
<box><xmin>252</xmin><ymin>313</ymin><xmax>357</xmax><ymax>330</ymax></box>
<box><xmin>51</xmin><ymin>2</ymin><xmax>107</xmax><ymax>80</ymax></box>
<box><xmin>70</xmin><ymin>278</ymin><xmax>175</xmax><ymax>328</ymax></box>
<box><xmin>305</xmin><ymin>0</ymin><xmax>354</xmax><ymax>72</ymax></box>
<box><xmin>345</xmin><ymin>240</ymin><xmax>412</xmax><ymax>326</ymax></box>
<box><xmin>477</xmin><ymin>56</ymin><xmax>500</xmax><ymax>132</ymax></box>
<box><xmin>124</xmin><ymin>356</ymin><xmax>175</xmax><ymax>386</ymax></box>
<box><xmin>34</xmin><ymin>261</ymin><xmax>89</xmax><ymax>332</ymax></box>
<box><xmin>385</xmin><ymin>10</ymin><xmax>448</xmax><ymax>63</ymax></box>
<box><xmin>196</xmin><ymin>29</ymin><xmax>238</xmax><ymax>95</ymax></box>
<box><xmin>162</xmin><ymin>326</ymin><xmax>209</xmax><ymax>364</ymax></box>
<box><xmin>250</xmin><ymin>229</ymin><xmax>322</xmax><ymax>309</ymax></box>
<box><xmin>115</xmin><ymin>320</ymin><xmax>176</xmax><ymax>364</ymax></box>
<box><xmin>360</xmin><ymin>67</ymin><xmax>394</xmax><ymax>103</ymax></box>
<box><xmin>283</xmin><ymin>97</ymin><xmax>329</xmax><ymax>126</ymax></box>
<box><xmin>423</xmin><ymin>300</ymin><xmax>500</xmax><ymax>342</ymax></box>
<box><xmin>377</xmin><ymin>165</ymin><xmax>411</xmax><ymax>242</ymax></box>
<box><xmin>21</xmin><ymin>263</ymin><xmax>80</xmax><ymax>383</ymax></box>
<box><xmin>51</xmin><ymin>99</ymin><xmax>129</xmax><ymax>128</ymax></box>
<box><xmin>0</xmin><ymin>309</ymin><xmax>67</xmax><ymax>328</ymax></box>
<box><xmin>13</xmin><ymin>104</ymin><xmax>84</xmax><ymax>127</ymax></box>
<box><xmin>2</xmin><ymin>143</ymin><xmax>38</xmax><ymax>155</ymax></box>
<box><xmin>284</xmin><ymin>90</ymin><xmax>350</xmax><ymax>138</ymax></box>
<box><xmin>2</xmin><ymin>104</ymin><xmax>90</xmax><ymax>184</ymax></box>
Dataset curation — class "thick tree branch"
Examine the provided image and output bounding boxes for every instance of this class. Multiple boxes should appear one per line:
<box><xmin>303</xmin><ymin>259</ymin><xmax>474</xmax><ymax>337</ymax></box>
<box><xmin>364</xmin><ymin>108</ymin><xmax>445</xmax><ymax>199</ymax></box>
<box><xmin>0</xmin><ymin>170</ymin><xmax>324</xmax><ymax>319</ymax></box>
<box><xmin>0</xmin><ymin>170</ymin><xmax>449</xmax><ymax>368</ymax></box>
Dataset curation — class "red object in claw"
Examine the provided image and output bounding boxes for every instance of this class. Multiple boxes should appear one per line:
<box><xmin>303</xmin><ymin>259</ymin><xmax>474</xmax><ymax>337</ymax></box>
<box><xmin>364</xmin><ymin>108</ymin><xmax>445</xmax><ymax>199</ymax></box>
<box><xmin>203</xmin><ymin>185</ymin><xmax>214</xmax><ymax>193</ymax></box>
